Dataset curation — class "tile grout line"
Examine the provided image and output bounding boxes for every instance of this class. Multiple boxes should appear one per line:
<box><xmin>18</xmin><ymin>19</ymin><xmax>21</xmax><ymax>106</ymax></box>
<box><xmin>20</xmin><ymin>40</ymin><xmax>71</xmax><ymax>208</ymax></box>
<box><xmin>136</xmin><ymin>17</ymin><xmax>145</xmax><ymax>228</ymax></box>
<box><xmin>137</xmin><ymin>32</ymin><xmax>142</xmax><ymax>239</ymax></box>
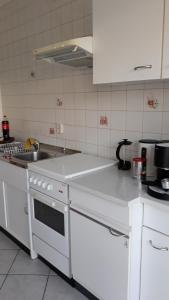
<box><xmin>0</xmin><ymin>248</ymin><xmax>21</xmax><ymax>291</ymax></box>
<box><xmin>41</xmin><ymin>274</ymin><xmax>50</xmax><ymax>300</ymax></box>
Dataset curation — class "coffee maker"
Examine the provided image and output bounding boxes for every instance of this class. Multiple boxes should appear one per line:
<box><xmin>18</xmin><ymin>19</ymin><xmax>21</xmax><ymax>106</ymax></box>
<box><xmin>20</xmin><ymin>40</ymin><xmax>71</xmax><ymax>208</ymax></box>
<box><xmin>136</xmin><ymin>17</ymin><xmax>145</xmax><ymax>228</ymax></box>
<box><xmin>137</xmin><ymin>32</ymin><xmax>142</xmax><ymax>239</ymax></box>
<box><xmin>144</xmin><ymin>143</ymin><xmax>169</xmax><ymax>200</ymax></box>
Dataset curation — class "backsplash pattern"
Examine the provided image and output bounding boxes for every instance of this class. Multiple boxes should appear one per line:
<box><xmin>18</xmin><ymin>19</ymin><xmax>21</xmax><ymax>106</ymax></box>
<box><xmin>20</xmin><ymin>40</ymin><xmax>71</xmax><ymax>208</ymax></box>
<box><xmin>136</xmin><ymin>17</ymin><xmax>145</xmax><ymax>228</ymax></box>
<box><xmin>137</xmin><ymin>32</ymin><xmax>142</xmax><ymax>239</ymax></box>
<box><xmin>0</xmin><ymin>0</ymin><xmax>169</xmax><ymax>159</ymax></box>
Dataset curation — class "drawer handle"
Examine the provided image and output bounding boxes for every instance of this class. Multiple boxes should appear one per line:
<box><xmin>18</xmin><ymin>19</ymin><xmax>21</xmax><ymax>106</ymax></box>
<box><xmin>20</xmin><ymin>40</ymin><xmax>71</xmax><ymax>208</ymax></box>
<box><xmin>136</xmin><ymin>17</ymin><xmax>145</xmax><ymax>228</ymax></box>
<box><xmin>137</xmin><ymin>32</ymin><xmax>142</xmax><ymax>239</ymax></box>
<box><xmin>134</xmin><ymin>65</ymin><xmax>152</xmax><ymax>71</ymax></box>
<box><xmin>149</xmin><ymin>240</ymin><xmax>168</xmax><ymax>251</ymax></box>
<box><xmin>109</xmin><ymin>228</ymin><xmax>126</xmax><ymax>238</ymax></box>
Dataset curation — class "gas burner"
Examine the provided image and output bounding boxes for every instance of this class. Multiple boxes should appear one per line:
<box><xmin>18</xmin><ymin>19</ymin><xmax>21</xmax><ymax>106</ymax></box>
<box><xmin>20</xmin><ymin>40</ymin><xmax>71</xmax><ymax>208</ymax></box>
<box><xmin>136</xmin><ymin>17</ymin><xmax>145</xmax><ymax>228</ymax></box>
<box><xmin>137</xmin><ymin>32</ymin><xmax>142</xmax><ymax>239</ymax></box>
<box><xmin>147</xmin><ymin>185</ymin><xmax>169</xmax><ymax>201</ymax></box>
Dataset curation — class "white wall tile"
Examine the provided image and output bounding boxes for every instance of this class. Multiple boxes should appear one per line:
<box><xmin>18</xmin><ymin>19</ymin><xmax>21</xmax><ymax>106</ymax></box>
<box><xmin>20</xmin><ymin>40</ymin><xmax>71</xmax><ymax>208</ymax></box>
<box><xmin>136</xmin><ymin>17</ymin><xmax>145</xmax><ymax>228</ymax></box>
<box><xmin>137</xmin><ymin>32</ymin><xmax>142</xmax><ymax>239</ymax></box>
<box><xmin>85</xmin><ymin>92</ymin><xmax>98</xmax><ymax>110</ymax></box>
<box><xmin>162</xmin><ymin>112</ymin><xmax>169</xmax><ymax>135</ymax></box>
<box><xmin>98</xmin><ymin>92</ymin><xmax>111</xmax><ymax>110</ymax></box>
<box><xmin>143</xmin><ymin>112</ymin><xmax>163</xmax><ymax>134</ymax></box>
<box><xmin>126</xmin><ymin>112</ymin><xmax>143</xmax><ymax>132</ymax></box>
<box><xmin>110</xmin><ymin>111</ymin><xmax>126</xmax><ymax>130</ymax></box>
<box><xmin>86</xmin><ymin>127</ymin><xmax>97</xmax><ymax>144</ymax></box>
<box><xmin>74</xmin><ymin>110</ymin><xmax>85</xmax><ymax>126</ymax></box>
<box><xmin>164</xmin><ymin>89</ymin><xmax>169</xmax><ymax>111</ymax></box>
<box><xmin>112</xmin><ymin>91</ymin><xmax>126</xmax><ymax>111</ymax></box>
<box><xmin>64</xmin><ymin>109</ymin><xmax>74</xmax><ymax>125</ymax></box>
<box><xmin>74</xmin><ymin>93</ymin><xmax>86</xmax><ymax>109</ymax></box>
<box><xmin>98</xmin><ymin>128</ymin><xmax>110</xmax><ymax>147</ymax></box>
<box><xmin>127</xmin><ymin>90</ymin><xmax>143</xmax><ymax>111</ymax></box>
<box><xmin>86</xmin><ymin>110</ymin><xmax>97</xmax><ymax>128</ymax></box>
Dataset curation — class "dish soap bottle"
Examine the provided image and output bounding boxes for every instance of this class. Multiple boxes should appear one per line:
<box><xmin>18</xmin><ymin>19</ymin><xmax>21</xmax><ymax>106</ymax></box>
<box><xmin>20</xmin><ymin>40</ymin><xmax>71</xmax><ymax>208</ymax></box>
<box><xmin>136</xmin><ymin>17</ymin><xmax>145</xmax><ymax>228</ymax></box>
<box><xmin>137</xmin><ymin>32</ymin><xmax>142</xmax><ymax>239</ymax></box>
<box><xmin>2</xmin><ymin>115</ymin><xmax>10</xmax><ymax>141</ymax></box>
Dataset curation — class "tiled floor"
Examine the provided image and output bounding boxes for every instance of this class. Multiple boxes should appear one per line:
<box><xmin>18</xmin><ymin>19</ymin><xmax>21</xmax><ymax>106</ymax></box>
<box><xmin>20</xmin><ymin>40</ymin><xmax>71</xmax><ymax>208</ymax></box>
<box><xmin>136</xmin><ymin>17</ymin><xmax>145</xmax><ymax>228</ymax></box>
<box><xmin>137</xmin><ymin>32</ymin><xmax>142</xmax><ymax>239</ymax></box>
<box><xmin>0</xmin><ymin>231</ymin><xmax>87</xmax><ymax>300</ymax></box>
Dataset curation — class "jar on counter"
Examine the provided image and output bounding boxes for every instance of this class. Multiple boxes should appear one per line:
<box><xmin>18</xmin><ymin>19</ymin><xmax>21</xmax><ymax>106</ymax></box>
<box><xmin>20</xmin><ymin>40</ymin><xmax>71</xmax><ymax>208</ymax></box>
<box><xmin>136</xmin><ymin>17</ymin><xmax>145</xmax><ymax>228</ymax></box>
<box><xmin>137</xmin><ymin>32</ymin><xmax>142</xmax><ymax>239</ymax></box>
<box><xmin>132</xmin><ymin>157</ymin><xmax>144</xmax><ymax>179</ymax></box>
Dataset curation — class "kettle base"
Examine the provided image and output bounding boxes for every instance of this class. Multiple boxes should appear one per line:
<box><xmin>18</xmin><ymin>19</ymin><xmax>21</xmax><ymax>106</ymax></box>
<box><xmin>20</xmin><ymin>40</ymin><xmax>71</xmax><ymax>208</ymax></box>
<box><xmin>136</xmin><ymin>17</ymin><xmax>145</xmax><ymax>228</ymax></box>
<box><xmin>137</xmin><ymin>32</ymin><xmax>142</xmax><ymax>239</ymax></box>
<box><xmin>118</xmin><ymin>160</ymin><xmax>131</xmax><ymax>170</ymax></box>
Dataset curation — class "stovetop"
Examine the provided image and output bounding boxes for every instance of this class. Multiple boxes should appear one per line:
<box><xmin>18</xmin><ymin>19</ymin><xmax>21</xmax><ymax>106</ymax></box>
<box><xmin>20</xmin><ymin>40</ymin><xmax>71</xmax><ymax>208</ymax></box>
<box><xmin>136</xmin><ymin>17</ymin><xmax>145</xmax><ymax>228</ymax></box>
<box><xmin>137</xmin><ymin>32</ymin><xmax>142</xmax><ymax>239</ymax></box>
<box><xmin>28</xmin><ymin>153</ymin><xmax>116</xmax><ymax>181</ymax></box>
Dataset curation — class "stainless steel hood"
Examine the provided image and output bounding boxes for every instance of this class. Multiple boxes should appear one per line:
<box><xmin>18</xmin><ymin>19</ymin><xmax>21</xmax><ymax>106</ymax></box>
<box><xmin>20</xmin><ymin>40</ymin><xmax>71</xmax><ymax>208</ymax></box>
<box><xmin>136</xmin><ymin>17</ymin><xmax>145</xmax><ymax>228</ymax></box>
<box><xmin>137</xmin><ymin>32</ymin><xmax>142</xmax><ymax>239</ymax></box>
<box><xmin>33</xmin><ymin>36</ymin><xmax>93</xmax><ymax>68</ymax></box>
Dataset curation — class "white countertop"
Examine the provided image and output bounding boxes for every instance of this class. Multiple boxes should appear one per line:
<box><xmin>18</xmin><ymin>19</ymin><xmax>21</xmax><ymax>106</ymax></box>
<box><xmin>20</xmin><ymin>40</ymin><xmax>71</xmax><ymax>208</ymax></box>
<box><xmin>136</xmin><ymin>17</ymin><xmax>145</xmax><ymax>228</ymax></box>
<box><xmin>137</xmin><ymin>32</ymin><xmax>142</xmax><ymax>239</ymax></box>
<box><xmin>28</xmin><ymin>153</ymin><xmax>116</xmax><ymax>181</ymax></box>
<box><xmin>69</xmin><ymin>165</ymin><xmax>169</xmax><ymax>210</ymax></box>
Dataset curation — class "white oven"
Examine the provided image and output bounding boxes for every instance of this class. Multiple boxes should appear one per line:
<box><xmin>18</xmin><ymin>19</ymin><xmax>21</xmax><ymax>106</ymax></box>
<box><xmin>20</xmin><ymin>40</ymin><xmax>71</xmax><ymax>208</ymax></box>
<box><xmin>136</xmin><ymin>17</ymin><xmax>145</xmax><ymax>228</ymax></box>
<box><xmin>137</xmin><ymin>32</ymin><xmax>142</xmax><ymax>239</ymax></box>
<box><xmin>29</xmin><ymin>171</ymin><xmax>71</xmax><ymax>277</ymax></box>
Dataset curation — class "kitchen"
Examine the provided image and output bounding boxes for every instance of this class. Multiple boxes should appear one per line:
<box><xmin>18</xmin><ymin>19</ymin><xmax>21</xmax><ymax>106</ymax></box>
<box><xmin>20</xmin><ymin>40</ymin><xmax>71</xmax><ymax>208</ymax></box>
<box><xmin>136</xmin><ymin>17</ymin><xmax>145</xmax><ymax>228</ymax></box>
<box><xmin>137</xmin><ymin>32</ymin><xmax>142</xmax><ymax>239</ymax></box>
<box><xmin>0</xmin><ymin>0</ymin><xmax>168</xmax><ymax>299</ymax></box>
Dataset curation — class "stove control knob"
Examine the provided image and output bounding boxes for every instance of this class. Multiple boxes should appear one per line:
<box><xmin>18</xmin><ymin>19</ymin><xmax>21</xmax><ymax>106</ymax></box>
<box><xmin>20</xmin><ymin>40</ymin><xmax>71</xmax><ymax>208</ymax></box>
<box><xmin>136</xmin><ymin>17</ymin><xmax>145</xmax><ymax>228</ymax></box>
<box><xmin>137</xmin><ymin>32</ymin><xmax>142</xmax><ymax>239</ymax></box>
<box><xmin>42</xmin><ymin>182</ymin><xmax>47</xmax><ymax>189</ymax></box>
<box><xmin>33</xmin><ymin>178</ymin><xmax>38</xmax><ymax>185</ymax></box>
<box><xmin>37</xmin><ymin>180</ymin><xmax>42</xmax><ymax>187</ymax></box>
<box><xmin>47</xmin><ymin>184</ymin><xmax>53</xmax><ymax>191</ymax></box>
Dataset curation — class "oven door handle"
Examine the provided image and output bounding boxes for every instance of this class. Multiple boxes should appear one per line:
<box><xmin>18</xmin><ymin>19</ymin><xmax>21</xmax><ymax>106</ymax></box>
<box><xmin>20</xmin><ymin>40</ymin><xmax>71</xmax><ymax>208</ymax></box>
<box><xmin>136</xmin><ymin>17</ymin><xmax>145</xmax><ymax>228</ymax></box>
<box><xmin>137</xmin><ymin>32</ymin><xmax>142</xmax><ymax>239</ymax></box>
<box><xmin>30</xmin><ymin>189</ymin><xmax>67</xmax><ymax>214</ymax></box>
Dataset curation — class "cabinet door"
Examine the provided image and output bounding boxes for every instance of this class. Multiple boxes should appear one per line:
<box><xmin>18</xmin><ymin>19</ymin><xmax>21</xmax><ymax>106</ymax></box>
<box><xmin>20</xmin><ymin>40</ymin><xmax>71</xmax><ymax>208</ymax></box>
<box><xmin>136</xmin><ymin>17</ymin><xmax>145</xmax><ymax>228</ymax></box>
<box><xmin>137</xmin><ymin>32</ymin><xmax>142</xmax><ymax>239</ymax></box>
<box><xmin>70</xmin><ymin>211</ymin><xmax>128</xmax><ymax>300</ymax></box>
<box><xmin>162</xmin><ymin>0</ymin><xmax>169</xmax><ymax>78</ymax></box>
<box><xmin>5</xmin><ymin>183</ymin><xmax>29</xmax><ymax>248</ymax></box>
<box><xmin>0</xmin><ymin>180</ymin><xmax>6</xmax><ymax>229</ymax></box>
<box><xmin>140</xmin><ymin>227</ymin><xmax>169</xmax><ymax>300</ymax></box>
<box><xmin>93</xmin><ymin>0</ymin><xmax>164</xmax><ymax>84</ymax></box>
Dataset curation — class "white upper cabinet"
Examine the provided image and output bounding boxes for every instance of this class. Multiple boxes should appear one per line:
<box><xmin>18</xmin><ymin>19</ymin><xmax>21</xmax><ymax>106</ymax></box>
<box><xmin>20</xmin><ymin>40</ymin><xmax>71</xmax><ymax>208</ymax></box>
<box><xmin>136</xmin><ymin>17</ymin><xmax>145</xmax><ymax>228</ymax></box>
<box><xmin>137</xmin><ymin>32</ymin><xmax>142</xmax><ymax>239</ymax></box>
<box><xmin>93</xmin><ymin>0</ymin><xmax>164</xmax><ymax>84</ymax></box>
<box><xmin>162</xmin><ymin>0</ymin><xmax>169</xmax><ymax>78</ymax></box>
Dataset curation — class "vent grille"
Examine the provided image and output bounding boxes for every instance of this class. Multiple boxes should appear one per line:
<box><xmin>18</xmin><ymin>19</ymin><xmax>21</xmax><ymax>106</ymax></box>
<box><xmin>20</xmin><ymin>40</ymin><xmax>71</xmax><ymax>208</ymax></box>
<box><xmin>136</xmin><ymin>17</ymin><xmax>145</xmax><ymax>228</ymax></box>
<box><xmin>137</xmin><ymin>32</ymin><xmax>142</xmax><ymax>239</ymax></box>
<box><xmin>34</xmin><ymin>44</ymin><xmax>92</xmax><ymax>68</ymax></box>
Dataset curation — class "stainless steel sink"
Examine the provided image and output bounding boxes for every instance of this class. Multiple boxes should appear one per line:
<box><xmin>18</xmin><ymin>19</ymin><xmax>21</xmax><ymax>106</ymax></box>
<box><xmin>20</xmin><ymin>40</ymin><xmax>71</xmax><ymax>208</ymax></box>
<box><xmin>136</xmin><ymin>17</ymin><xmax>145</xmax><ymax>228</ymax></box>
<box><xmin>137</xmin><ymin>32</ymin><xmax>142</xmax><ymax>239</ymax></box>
<box><xmin>9</xmin><ymin>151</ymin><xmax>54</xmax><ymax>168</ymax></box>
<box><xmin>13</xmin><ymin>151</ymin><xmax>52</xmax><ymax>162</ymax></box>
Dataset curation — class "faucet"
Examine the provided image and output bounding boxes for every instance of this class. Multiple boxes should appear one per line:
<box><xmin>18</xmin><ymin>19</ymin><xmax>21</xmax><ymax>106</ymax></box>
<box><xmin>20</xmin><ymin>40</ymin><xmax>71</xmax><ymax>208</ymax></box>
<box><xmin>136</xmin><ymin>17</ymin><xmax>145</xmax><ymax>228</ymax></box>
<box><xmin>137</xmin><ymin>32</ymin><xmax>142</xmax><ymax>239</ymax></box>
<box><xmin>32</xmin><ymin>140</ymin><xmax>40</xmax><ymax>152</ymax></box>
<box><xmin>24</xmin><ymin>138</ymin><xmax>40</xmax><ymax>152</ymax></box>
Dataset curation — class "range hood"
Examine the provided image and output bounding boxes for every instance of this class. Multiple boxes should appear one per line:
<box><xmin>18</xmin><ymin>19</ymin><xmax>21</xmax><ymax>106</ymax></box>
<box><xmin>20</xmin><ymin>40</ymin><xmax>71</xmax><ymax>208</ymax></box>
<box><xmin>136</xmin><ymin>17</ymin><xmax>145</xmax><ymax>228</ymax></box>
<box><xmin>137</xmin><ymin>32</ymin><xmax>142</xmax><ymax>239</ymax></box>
<box><xmin>33</xmin><ymin>36</ymin><xmax>93</xmax><ymax>68</ymax></box>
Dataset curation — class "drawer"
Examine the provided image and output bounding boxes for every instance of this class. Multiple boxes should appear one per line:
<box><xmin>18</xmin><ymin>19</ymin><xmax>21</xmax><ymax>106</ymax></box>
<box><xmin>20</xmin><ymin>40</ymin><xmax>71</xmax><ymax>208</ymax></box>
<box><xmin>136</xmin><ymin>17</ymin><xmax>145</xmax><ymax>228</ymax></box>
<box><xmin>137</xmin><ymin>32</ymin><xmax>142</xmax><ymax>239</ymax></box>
<box><xmin>144</xmin><ymin>204</ymin><xmax>169</xmax><ymax>236</ymax></box>
<box><xmin>0</xmin><ymin>160</ymin><xmax>28</xmax><ymax>191</ymax></box>
<box><xmin>69</xmin><ymin>187</ymin><xmax>129</xmax><ymax>230</ymax></box>
<box><xmin>33</xmin><ymin>235</ymin><xmax>71</xmax><ymax>277</ymax></box>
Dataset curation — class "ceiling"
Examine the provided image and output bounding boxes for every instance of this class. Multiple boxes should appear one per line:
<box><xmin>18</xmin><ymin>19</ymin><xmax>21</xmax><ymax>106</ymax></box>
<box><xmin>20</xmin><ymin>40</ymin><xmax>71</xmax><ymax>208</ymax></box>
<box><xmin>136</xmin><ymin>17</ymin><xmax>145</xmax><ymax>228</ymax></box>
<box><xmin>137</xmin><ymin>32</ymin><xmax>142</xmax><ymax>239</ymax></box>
<box><xmin>0</xmin><ymin>0</ymin><xmax>11</xmax><ymax>7</ymax></box>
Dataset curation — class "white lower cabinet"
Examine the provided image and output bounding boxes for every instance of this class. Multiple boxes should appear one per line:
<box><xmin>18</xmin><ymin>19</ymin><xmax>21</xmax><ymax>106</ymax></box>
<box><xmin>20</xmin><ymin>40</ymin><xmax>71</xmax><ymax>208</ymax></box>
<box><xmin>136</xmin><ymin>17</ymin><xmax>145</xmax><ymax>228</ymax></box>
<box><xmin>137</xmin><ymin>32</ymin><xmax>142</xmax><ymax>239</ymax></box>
<box><xmin>0</xmin><ymin>161</ymin><xmax>30</xmax><ymax>248</ymax></box>
<box><xmin>0</xmin><ymin>180</ymin><xmax>6</xmax><ymax>229</ymax></box>
<box><xmin>140</xmin><ymin>227</ymin><xmax>169</xmax><ymax>300</ymax></box>
<box><xmin>5</xmin><ymin>183</ymin><xmax>29</xmax><ymax>248</ymax></box>
<box><xmin>70</xmin><ymin>210</ymin><xmax>129</xmax><ymax>300</ymax></box>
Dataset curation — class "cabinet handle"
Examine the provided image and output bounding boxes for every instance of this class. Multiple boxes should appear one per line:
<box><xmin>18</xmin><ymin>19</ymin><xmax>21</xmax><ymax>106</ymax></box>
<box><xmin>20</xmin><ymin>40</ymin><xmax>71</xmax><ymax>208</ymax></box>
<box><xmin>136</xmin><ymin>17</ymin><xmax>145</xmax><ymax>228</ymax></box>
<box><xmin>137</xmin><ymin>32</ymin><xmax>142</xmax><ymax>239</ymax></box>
<box><xmin>134</xmin><ymin>65</ymin><xmax>152</xmax><ymax>71</ymax></box>
<box><xmin>149</xmin><ymin>240</ymin><xmax>168</xmax><ymax>251</ymax></box>
<box><xmin>24</xmin><ymin>206</ymin><xmax>28</xmax><ymax>215</ymax></box>
<box><xmin>109</xmin><ymin>228</ymin><xmax>126</xmax><ymax>238</ymax></box>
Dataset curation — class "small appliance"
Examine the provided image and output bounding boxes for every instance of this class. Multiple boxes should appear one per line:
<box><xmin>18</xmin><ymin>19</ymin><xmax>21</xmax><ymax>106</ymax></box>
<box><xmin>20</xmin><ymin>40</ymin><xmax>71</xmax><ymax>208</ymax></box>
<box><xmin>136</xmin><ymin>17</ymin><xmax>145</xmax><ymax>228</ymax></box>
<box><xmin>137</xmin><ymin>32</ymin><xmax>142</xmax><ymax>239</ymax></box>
<box><xmin>139</xmin><ymin>139</ymin><xmax>160</xmax><ymax>178</ymax></box>
<box><xmin>116</xmin><ymin>139</ymin><xmax>132</xmax><ymax>170</ymax></box>
<box><xmin>143</xmin><ymin>143</ymin><xmax>169</xmax><ymax>200</ymax></box>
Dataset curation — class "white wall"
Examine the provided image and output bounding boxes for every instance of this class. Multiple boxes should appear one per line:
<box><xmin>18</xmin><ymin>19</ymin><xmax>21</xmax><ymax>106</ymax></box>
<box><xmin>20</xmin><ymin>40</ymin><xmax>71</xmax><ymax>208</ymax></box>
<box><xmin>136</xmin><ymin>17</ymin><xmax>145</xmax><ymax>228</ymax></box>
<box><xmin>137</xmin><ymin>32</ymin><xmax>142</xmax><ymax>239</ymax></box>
<box><xmin>0</xmin><ymin>0</ymin><xmax>169</xmax><ymax>159</ymax></box>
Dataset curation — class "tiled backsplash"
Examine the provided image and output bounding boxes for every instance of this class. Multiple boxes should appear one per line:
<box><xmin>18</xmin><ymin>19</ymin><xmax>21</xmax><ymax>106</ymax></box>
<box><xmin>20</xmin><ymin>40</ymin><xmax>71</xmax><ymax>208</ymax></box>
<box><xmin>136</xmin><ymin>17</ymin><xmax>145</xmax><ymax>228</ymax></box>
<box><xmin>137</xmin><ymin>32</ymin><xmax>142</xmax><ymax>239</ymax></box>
<box><xmin>0</xmin><ymin>0</ymin><xmax>169</xmax><ymax>159</ymax></box>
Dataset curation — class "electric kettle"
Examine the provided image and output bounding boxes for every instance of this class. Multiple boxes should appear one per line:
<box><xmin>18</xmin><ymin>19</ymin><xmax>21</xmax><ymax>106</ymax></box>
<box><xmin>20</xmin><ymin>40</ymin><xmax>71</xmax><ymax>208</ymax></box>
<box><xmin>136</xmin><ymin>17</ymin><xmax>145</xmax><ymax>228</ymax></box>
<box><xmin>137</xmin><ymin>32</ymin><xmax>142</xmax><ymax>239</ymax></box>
<box><xmin>116</xmin><ymin>139</ymin><xmax>132</xmax><ymax>170</ymax></box>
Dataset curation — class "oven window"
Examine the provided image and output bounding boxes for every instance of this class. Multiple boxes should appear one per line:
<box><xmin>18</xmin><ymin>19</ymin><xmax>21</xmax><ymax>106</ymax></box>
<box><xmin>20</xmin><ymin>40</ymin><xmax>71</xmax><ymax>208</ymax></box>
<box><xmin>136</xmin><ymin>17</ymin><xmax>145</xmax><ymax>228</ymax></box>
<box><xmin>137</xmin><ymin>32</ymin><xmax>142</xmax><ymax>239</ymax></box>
<box><xmin>34</xmin><ymin>199</ymin><xmax>65</xmax><ymax>236</ymax></box>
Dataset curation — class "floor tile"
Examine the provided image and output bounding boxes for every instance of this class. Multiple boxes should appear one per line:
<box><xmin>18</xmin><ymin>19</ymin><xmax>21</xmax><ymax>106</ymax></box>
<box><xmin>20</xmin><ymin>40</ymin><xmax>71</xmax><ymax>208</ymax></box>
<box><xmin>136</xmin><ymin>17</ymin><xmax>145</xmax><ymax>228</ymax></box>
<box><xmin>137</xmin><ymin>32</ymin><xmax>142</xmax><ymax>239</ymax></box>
<box><xmin>9</xmin><ymin>250</ymin><xmax>50</xmax><ymax>275</ymax></box>
<box><xmin>44</xmin><ymin>275</ymin><xmax>87</xmax><ymax>300</ymax></box>
<box><xmin>0</xmin><ymin>275</ymin><xmax>47</xmax><ymax>300</ymax></box>
<box><xmin>0</xmin><ymin>232</ymin><xmax>20</xmax><ymax>250</ymax></box>
<box><xmin>0</xmin><ymin>275</ymin><xmax>6</xmax><ymax>288</ymax></box>
<box><xmin>0</xmin><ymin>250</ymin><xmax>18</xmax><ymax>274</ymax></box>
<box><xmin>49</xmin><ymin>269</ymin><xmax>57</xmax><ymax>276</ymax></box>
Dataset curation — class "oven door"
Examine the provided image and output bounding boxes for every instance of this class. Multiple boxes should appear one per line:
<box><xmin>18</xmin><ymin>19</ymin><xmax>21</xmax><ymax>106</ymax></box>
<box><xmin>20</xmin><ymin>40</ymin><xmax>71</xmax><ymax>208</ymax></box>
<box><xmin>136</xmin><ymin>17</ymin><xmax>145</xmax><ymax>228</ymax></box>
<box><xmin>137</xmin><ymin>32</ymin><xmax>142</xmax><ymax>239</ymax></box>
<box><xmin>30</xmin><ymin>189</ymin><xmax>69</xmax><ymax>258</ymax></box>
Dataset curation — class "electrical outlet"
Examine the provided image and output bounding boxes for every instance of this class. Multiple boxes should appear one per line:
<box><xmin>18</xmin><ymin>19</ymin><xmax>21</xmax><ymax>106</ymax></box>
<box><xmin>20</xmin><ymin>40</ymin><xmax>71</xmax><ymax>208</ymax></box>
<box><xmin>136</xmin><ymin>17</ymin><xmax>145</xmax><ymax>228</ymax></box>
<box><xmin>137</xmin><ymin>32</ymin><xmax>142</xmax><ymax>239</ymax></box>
<box><xmin>56</xmin><ymin>123</ymin><xmax>64</xmax><ymax>134</ymax></box>
<box><xmin>49</xmin><ymin>128</ymin><xmax>55</xmax><ymax>135</ymax></box>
